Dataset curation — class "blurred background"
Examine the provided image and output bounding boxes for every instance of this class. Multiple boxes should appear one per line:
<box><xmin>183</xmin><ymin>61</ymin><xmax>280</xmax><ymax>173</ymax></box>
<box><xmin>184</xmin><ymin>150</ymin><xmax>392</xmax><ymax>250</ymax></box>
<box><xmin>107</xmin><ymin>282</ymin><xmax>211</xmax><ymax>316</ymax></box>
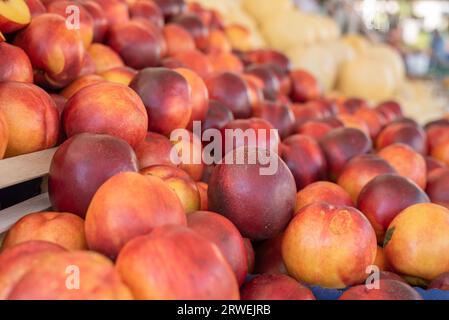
<box><xmin>192</xmin><ymin>0</ymin><xmax>449</xmax><ymax>124</ymax></box>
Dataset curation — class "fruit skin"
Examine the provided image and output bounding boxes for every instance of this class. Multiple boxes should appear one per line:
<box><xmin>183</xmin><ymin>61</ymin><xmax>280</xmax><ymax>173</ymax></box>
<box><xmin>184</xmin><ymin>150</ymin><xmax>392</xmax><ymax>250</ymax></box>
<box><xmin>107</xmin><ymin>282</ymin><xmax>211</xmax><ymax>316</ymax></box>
<box><xmin>48</xmin><ymin>133</ymin><xmax>139</xmax><ymax>218</ymax></box>
<box><xmin>221</xmin><ymin>118</ymin><xmax>280</xmax><ymax>157</ymax></box>
<box><xmin>205</xmin><ymin>29</ymin><xmax>231</xmax><ymax>54</ymax></box>
<box><xmin>134</xmin><ymin>132</ymin><xmax>175</xmax><ymax>169</ymax></box>
<box><xmin>373</xmin><ymin>246</ymin><xmax>391</xmax><ymax>271</ymax></box>
<box><xmin>0</xmin><ymin>81</ymin><xmax>59</xmax><ymax>157</ymax></box>
<box><xmin>130</xmin><ymin>67</ymin><xmax>192</xmax><ymax>136</ymax></box>
<box><xmin>153</xmin><ymin>0</ymin><xmax>186</xmax><ymax>20</ymax></box>
<box><xmin>428</xmin><ymin>272</ymin><xmax>449</xmax><ymax>291</ymax></box>
<box><xmin>141</xmin><ymin>165</ymin><xmax>200</xmax><ymax>213</ymax></box>
<box><xmin>320</xmin><ymin>127</ymin><xmax>372</xmax><ymax>180</ymax></box>
<box><xmin>7</xmin><ymin>250</ymin><xmax>132</xmax><ymax>300</ymax></box>
<box><xmin>208</xmin><ymin>147</ymin><xmax>296</xmax><ymax>241</ymax></box>
<box><xmin>241</xmin><ymin>274</ymin><xmax>315</xmax><ymax>300</ymax></box>
<box><xmin>175</xmin><ymin>68</ymin><xmax>209</xmax><ymax>129</ymax></box>
<box><xmin>196</xmin><ymin>182</ymin><xmax>208</xmax><ymax>211</ymax></box>
<box><xmin>87</xmin><ymin>43</ymin><xmax>124</xmax><ymax>73</ymax></box>
<box><xmin>337</xmin><ymin>114</ymin><xmax>370</xmax><ymax>137</ymax></box>
<box><xmin>129</xmin><ymin>0</ymin><xmax>163</xmax><ymax>29</ymax></box>
<box><xmin>171</xmin><ymin>49</ymin><xmax>213</xmax><ymax>79</ymax></box>
<box><xmin>46</xmin><ymin>0</ymin><xmax>94</xmax><ymax>48</ymax></box>
<box><xmin>25</xmin><ymin>0</ymin><xmax>46</xmax><ymax>17</ymax></box>
<box><xmin>63</xmin><ymin>82</ymin><xmax>148</xmax><ymax>148</ymax></box>
<box><xmin>282</xmin><ymin>202</ymin><xmax>377</xmax><ymax>289</ymax></box>
<box><xmin>245</xmin><ymin>64</ymin><xmax>281</xmax><ymax>99</ymax></box>
<box><xmin>295</xmin><ymin>120</ymin><xmax>334</xmax><ymax>141</ymax></box>
<box><xmin>0</xmin><ymin>241</ymin><xmax>66</xmax><ymax>300</ymax></box>
<box><xmin>187</xmin><ymin>211</ymin><xmax>248</xmax><ymax>285</ymax></box>
<box><xmin>206</xmin><ymin>72</ymin><xmax>252</xmax><ymax>119</ymax></box>
<box><xmin>426</xmin><ymin>169</ymin><xmax>449</xmax><ymax>209</ymax></box>
<box><xmin>162</xmin><ymin>23</ymin><xmax>196</xmax><ymax>56</ymax></box>
<box><xmin>79</xmin><ymin>0</ymin><xmax>108</xmax><ymax>43</ymax></box>
<box><xmin>107</xmin><ymin>20</ymin><xmax>165</xmax><ymax>69</ymax></box>
<box><xmin>281</xmin><ymin>134</ymin><xmax>327</xmax><ymax>190</ymax></box>
<box><xmin>245</xmin><ymin>49</ymin><xmax>291</xmax><ymax>73</ymax></box>
<box><xmin>426</xmin><ymin>156</ymin><xmax>446</xmax><ymax>176</ymax></box>
<box><xmin>376</xmin><ymin>122</ymin><xmax>428</xmax><ymax>155</ymax></box>
<box><xmin>425</xmin><ymin>119</ymin><xmax>449</xmax><ymax>151</ymax></box>
<box><xmin>253</xmin><ymin>101</ymin><xmax>295</xmax><ymax>139</ymax></box>
<box><xmin>208</xmin><ymin>52</ymin><xmax>244</xmax><ymax>74</ymax></box>
<box><xmin>0</xmin><ymin>110</ymin><xmax>9</xmax><ymax>159</ymax></box>
<box><xmin>378</xmin><ymin>143</ymin><xmax>427</xmax><ymax>189</ymax></box>
<box><xmin>85</xmin><ymin>172</ymin><xmax>186</xmax><ymax>259</ymax></box>
<box><xmin>0</xmin><ymin>42</ymin><xmax>33</xmax><ymax>83</ymax></box>
<box><xmin>295</xmin><ymin>181</ymin><xmax>353</xmax><ymax>213</ymax></box>
<box><xmin>202</xmin><ymin>99</ymin><xmax>234</xmax><ymax>132</ymax></box>
<box><xmin>171</xmin><ymin>130</ymin><xmax>204</xmax><ymax>181</ymax></box>
<box><xmin>289</xmin><ymin>70</ymin><xmax>321</xmax><ymax>103</ymax></box>
<box><xmin>94</xmin><ymin>0</ymin><xmax>129</xmax><ymax>26</ymax></box>
<box><xmin>384</xmin><ymin>203</ymin><xmax>449</xmax><ymax>281</ymax></box>
<box><xmin>243</xmin><ymin>238</ymin><xmax>255</xmax><ymax>274</ymax></box>
<box><xmin>14</xmin><ymin>13</ymin><xmax>84</xmax><ymax>88</ymax></box>
<box><xmin>337</xmin><ymin>154</ymin><xmax>396</xmax><ymax>202</ymax></box>
<box><xmin>358</xmin><ymin>174</ymin><xmax>430</xmax><ymax>243</ymax></box>
<box><xmin>2</xmin><ymin>212</ymin><xmax>86</xmax><ymax>251</ymax></box>
<box><xmin>60</xmin><ymin>74</ymin><xmax>105</xmax><ymax>99</ymax></box>
<box><xmin>0</xmin><ymin>0</ymin><xmax>31</xmax><ymax>34</ymax></box>
<box><xmin>254</xmin><ymin>233</ymin><xmax>287</xmax><ymax>275</ymax></box>
<box><xmin>339</xmin><ymin>280</ymin><xmax>422</xmax><ymax>300</ymax></box>
<box><xmin>172</xmin><ymin>13</ymin><xmax>209</xmax><ymax>50</ymax></box>
<box><xmin>116</xmin><ymin>225</ymin><xmax>240</xmax><ymax>300</ymax></box>
<box><xmin>431</xmin><ymin>138</ymin><xmax>449</xmax><ymax>167</ymax></box>
<box><xmin>98</xmin><ymin>66</ymin><xmax>137</xmax><ymax>86</ymax></box>
<box><xmin>375</xmin><ymin>100</ymin><xmax>403</xmax><ymax>124</ymax></box>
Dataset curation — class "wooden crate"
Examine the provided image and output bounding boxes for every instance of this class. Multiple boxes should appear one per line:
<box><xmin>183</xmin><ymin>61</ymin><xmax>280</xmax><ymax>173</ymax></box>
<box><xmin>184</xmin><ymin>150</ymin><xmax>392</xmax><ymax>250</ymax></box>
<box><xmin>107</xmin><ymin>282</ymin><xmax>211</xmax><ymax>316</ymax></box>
<box><xmin>0</xmin><ymin>148</ymin><xmax>56</xmax><ymax>237</ymax></box>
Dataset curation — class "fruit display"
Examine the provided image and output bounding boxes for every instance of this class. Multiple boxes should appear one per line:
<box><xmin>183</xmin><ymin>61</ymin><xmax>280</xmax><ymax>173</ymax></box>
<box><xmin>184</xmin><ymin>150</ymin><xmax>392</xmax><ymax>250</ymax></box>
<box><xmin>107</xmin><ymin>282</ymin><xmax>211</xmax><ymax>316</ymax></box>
<box><xmin>0</xmin><ymin>0</ymin><xmax>449</xmax><ymax>303</ymax></box>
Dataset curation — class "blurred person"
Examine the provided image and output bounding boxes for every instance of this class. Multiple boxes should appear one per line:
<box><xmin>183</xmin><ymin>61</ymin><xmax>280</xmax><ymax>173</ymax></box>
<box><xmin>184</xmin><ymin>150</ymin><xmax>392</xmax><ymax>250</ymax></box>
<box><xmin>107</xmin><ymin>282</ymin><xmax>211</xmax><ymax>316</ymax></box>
<box><xmin>431</xmin><ymin>29</ymin><xmax>449</xmax><ymax>68</ymax></box>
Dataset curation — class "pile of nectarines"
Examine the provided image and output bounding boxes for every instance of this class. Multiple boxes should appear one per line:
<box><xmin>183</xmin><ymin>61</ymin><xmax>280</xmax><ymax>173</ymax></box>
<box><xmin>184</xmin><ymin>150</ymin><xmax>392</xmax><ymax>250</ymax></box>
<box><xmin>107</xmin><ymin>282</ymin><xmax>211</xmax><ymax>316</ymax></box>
<box><xmin>1</xmin><ymin>0</ymin><xmax>449</xmax><ymax>301</ymax></box>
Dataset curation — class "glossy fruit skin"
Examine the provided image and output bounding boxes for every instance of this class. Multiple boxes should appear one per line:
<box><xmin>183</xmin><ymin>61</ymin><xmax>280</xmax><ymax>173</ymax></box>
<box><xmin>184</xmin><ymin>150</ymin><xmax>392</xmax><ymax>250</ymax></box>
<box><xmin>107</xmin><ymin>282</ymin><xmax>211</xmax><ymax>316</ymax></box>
<box><xmin>281</xmin><ymin>134</ymin><xmax>327</xmax><ymax>190</ymax></box>
<box><xmin>254</xmin><ymin>233</ymin><xmax>287</xmax><ymax>275</ymax></box>
<box><xmin>241</xmin><ymin>274</ymin><xmax>316</xmax><ymax>300</ymax></box>
<box><xmin>130</xmin><ymin>67</ymin><xmax>192</xmax><ymax>136</ymax></box>
<box><xmin>62</xmin><ymin>82</ymin><xmax>148</xmax><ymax>148</ymax></box>
<box><xmin>295</xmin><ymin>181</ymin><xmax>353</xmax><ymax>213</ymax></box>
<box><xmin>384</xmin><ymin>203</ymin><xmax>449</xmax><ymax>281</ymax></box>
<box><xmin>0</xmin><ymin>241</ymin><xmax>66</xmax><ymax>300</ymax></box>
<box><xmin>282</xmin><ymin>202</ymin><xmax>377</xmax><ymax>289</ymax></box>
<box><xmin>0</xmin><ymin>81</ymin><xmax>59</xmax><ymax>157</ymax></box>
<box><xmin>337</xmin><ymin>154</ymin><xmax>396</xmax><ymax>203</ymax></box>
<box><xmin>206</xmin><ymin>72</ymin><xmax>252</xmax><ymax>119</ymax></box>
<box><xmin>85</xmin><ymin>172</ymin><xmax>186</xmax><ymax>259</ymax></box>
<box><xmin>14</xmin><ymin>13</ymin><xmax>84</xmax><ymax>89</ymax></box>
<box><xmin>0</xmin><ymin>42</ymin><xmax>33</xmax><ymax>83</ymax></box>
<box><xmin>357</xmin><ymin>174</ymin><xmax>430</xmax><ymax>242</ymax></box>
<box><xmin>339</xmin><ymin>280</ymin><xmax>422</xmax><ymax>300</ymax></box>
<box><xmin>116</xmin><ymin>225</ymin><xmax>240</xmax><ymax>300</ymax></box>
<box><xmin>187</xmin><ymin>211</ymin><xmax>248</xmax><ymax>285</ymax></box>
<box><xmin>208</xmin><ymin>147</ymin><xmax>296</xmax><ymax>241</ymax></box>
<box><xmin>48</xmin><ymin>133</ymin><xmax>139</xmax><ymax>218</ymax></box>
<box><xmin>376</xmin><ymin>122</ymin><xmax>428</xmax><ymax>155</ymax></box>
<box><xmin>428</xmin><ymin>272</ymin><xmax>449</xmax><ymax>291</ymax></box>
<box><xmin>320</xmin><ymin>127</ymin><xmax>372</xmax><ymax>179</ymax></box>
<box><xmin>378</xmin><ymin>143</ymin><xmax>427</xmax><ymax>190</ymax></box>
<box><xmin>2</xmin><ymin>211</ymin><xmax>87</xmax><ymax>251</ymax></box>
<box><xmin>426</xmin><ymin>169</ymin><xmax>449</xmax><ymax>209</ymax></box>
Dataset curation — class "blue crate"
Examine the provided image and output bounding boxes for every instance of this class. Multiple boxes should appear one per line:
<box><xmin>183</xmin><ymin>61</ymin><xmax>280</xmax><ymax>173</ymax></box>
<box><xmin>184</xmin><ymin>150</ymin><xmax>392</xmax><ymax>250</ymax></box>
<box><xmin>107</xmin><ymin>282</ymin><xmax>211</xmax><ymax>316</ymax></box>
<box><xmin>309</xmin><ymin>286</ymin><xmax>449</xmax><ymax>300</ymax></box>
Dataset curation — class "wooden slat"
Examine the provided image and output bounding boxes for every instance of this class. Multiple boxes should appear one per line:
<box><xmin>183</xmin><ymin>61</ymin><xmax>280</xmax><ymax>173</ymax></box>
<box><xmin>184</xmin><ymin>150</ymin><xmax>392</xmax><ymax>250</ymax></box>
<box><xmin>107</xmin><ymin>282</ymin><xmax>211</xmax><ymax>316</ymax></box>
<box><xmin>0</xmin><ymin>193</ymin><xmax>51</xmax><ymax>234</ymax></box>
<box><xmin>0</xmin><ymin>148</ymin><xmax>57</xmax><ymax>189</ymax></box>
